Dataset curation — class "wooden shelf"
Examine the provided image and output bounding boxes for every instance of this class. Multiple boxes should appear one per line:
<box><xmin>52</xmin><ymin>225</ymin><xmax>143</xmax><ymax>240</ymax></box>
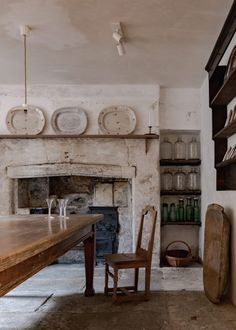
<box><xmin>160</xmin><ymin>190</ymin><xmax>201</xmax><ymax>196</ymax></box>
<box><xmin>214</xmin><ymin>119</ymin><xmax>236</xmax><ymax>139</ymax></box>
<box><xmin>216</xmin><ymin>156</ymin><xmax>236</xmax><ymax>168</ymax></box>
<box><xmin>160</xmin><ymin>159</ymin><xmax>201</xmax><ymax>166</ymax></box>
<box><xmin>211</xmin><ymin>67</ymin><xmax>236</xmax><ymax>106</ymax></box>
<box><xmin>0</xmin><ymin>134</ymin><xmax>159</xmax><ymax>139</ymax></box>
<box><xmin>161</xmin><ymin>221</ymin><xmax>201</xmax><ymax>226</ymax></box>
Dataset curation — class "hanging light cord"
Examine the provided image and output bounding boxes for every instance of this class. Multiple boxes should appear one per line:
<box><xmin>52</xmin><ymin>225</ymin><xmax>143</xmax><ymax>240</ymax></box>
<box><xmin>23</xmin><ymin>33</ymin><xmax>27</xmax><ymax>106</ymax></box>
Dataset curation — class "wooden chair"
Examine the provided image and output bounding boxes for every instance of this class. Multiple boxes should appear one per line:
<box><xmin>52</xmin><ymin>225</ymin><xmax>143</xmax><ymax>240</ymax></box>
<box><xmin>104</xmin><ymin>205</ymin><xmax>157</xmax><ymax>303</ymax></box>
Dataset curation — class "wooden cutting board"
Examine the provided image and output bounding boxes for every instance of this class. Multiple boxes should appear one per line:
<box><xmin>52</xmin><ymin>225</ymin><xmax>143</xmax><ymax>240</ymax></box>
<box><xmin>203</xmin><ymin>203</ymin><xmax>230</xmax><ymax>303</ymax></box>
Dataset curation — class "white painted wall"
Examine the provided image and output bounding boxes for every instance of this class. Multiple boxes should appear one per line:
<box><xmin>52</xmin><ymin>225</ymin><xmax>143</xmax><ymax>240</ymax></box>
<box><xmin>200</xmin><ymin>75</ymin><xmax>236</xmax><ymax>305</ymax></box>
<box><xmin>160</xmin><ymin>88</ymin><xmax>201</xmax><ymax>130</ymax></box>
<box><xmin>0</xmin><ymin>84</ymin><xmax>160</xmax><ymax>135</ymax></box>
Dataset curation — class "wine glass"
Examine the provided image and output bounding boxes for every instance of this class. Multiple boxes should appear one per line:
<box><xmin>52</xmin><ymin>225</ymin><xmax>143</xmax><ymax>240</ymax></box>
<box><xmin>46</xmin><ymin>198</ymin><xmax>55</xmax><ymax>219</ymax></box>
<box><xmin>63</xmin><ymin>198</ymin><xmax>69</xmax><ymax>219</ymax></box>
<box><xmin>57</xmin><ymin>199</ymin><xmax>65</xmax><ymax>217</ymax></box>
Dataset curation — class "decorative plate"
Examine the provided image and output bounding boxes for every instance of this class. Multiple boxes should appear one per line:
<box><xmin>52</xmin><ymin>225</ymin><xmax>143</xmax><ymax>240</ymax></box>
<box><xmin>51</xmin><ymin>107</ymin><xmax>87</xmax><ymax>135</ymax></box>
<box><xmin>6</xmin><ymin>105</ymin><xmax>45</xmax><ymax>135</ymax></box>
<box><xmin>98</xmin><ymin>106</ymin><xmax>136</xmax><ymax>135</ymax></box>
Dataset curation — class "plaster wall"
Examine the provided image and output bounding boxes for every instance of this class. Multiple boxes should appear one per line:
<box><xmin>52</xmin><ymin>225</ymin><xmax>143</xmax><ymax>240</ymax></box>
<box><xmin>0</xmin><ymin>84</ymin><xmax>159</xmax><ymax>135</ymax></box>
<box><xmin>159</xmin><ymin>88</ymin><xmax>201</xmax><ymax>130</ymax></box>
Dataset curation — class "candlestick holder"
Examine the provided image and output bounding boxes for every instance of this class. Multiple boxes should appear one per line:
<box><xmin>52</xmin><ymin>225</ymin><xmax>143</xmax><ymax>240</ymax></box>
<box><xmin>145</xmin><ymin>126</ymin><xmax>156</xmax><ymax>135</ymax></box>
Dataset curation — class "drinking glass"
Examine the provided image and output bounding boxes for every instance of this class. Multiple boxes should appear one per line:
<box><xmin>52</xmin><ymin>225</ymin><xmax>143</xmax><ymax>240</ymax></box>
<box><xmin>63</xmin><ymin>198</ymin><xmax>69</xmax><ymax>219</ymax></box>
<box><xmin>57</xmin><ymin>199</ymin><xmax>65</xmax><ymax>217</ymax></box>
<box><xmin>46</xmin><ymin>198</ymin><xmax>55</xmax><ymax>219</ymax></box>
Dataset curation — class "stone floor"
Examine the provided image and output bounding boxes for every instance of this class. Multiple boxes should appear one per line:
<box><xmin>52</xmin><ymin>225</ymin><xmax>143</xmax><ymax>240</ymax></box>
<box><xmin>0</xmin><ymin>264</ymin><xmax>235</xmax><ymax>330</ymax></box>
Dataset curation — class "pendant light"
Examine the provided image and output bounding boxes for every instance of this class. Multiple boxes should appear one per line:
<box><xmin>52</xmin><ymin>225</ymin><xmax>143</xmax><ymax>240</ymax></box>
<box><xmin>20</xmin><ymin>25</ymin><xmax>30</xmax><ymax>110</ymax></box>
<box><xmin>5</xmin><ymin>25</ymin><xmax>45</xmax><ymax>135</ymax></box>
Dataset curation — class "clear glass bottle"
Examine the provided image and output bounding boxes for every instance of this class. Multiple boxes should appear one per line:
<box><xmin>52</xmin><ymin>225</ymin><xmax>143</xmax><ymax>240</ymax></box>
<box><xmin>193</xmin><ymin>198</ymin><xmax>200</xmax><ymax>222</ymax></box>
<box><xmin>161</xmin><ymin>169</ymin><xmax>173</xmax><ymax>191</ymax></box>
<box><xmin>160</xmin><ymin>137</ymin><xmax>172</xmax><ymax>159</ymax></box>
<box><xmin>174</xmin><ymin>136</ymin><xmax>186</xmax><ymax>160</ymax></box>
<box><xmin>187</xmin><ymin>168</ymin><xmax>199</xmax><ymax>191</ymax></box>
<box><xmin>174</xmin><ymin>168</ymin><xmax>186</xmax><ymax>191</ymax></box>
<box><xmin>188</xmin><ymin>137</ymin><xmax>199</xmax><ymax>159</ymax></box>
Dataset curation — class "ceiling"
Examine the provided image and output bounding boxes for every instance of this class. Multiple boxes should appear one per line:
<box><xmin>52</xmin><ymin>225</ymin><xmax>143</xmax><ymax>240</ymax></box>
<box><xmin>0</xmin><ymin>0</ymin><xmax>234</xmax><ymax>87</ymax></box>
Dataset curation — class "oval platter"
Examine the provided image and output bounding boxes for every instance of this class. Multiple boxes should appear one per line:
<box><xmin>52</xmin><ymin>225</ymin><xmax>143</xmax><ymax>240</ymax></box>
<box><xmin>6</xmin><ymin>105</ymin><xmax>45</xmax><ymax>135</ymax></box>
<box><xmin>98</xmin><ymin>105</ymin><xmax>136</xmax><ymax>135</ymax></box>
<box><xmin>51</xmin><ymin>107</ymin><xmax>87</xmax><ymax>135</ymax></box>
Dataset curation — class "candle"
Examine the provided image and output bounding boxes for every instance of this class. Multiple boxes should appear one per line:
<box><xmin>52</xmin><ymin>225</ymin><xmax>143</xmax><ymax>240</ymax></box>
<box><xmin>148</xmin><ymin>110</ymin><xmax>155</xmax><ymax>127</ymax></box>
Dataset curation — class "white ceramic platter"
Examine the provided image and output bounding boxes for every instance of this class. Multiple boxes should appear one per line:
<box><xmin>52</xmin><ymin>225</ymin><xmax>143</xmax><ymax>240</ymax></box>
<box><xmin>51</xmin><ymin>107</ymin><xmax>87</xmax><ymax>135</ymax></box>
<box><xmin>98</xmin><ymin>106</ymin><xmax>136</xmax><ymax>135</ymax></box>
<box><xmin>6</xmin><ymin>105</ymin><xmax>45</xmax><ymax>135</ymax></box>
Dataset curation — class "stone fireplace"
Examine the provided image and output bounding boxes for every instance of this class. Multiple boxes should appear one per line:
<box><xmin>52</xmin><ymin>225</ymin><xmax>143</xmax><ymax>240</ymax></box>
<box><xmin>0</xmin><ymin>136</ymin><xmax>160</xmax><ymax>266</ymax></box>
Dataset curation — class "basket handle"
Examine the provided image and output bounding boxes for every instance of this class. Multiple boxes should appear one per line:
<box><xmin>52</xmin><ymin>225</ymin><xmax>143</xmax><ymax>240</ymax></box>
<box><xmin>166</xmin><ymin>240</ymin><xmax>191</xmax><ymax>254</ymax></box>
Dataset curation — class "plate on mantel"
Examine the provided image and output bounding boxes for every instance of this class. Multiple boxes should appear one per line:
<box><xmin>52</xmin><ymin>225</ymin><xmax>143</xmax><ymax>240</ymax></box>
<box><xmin>51</xmin><ymin>107</ymin><xmax>87</xmax><ymax>135</ymax></box>
<box><xmin>6</xmin><ymin>105</ymin><xmax>45</xmax><ymax>135</ymax></box>
<box><xmin>98</xmin><ymin>106</ymin><xmax>136</xmax><ymax>135</ymax></box>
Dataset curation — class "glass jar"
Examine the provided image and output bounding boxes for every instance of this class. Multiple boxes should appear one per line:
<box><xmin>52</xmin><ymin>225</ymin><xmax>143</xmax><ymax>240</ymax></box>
<box><xmin>160</xmin><ymin>137</ymin><xmax>172</xmax><ymax>159</ymax></box>
<box><xmin>188</xmin><ymin>137</ymin><xmax>199</xmax><ymax>159</ymax></box>
<box><xmin>187</xmin><ymin>168</ymin><xmax>199</xmax><ymax>191</ymax></box>
<box><xmin>174</xmin><ymin>137</ymin><xmax>186</xmax><ymax>160</ymax></box>
<box><xmin>174</xmin><ymin>169</ymin><xmax>186</xmax><ymax>191</ymax></box>
<box><xmin>161</xmin><ymin>169</ymin><xmax>173</xmax><ymax>191</ymax></box>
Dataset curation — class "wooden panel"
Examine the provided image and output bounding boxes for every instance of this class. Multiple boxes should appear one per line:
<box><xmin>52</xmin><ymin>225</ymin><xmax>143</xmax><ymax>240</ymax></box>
<box><xmin>214</xmin><ymin>119</ymin><xmax>236</xmax><ymax>139</ymax></box>
<box><xmin>0</xmin><ymin>134</ymin><xmax>159</xmax><ymax>139</ymax></box>
<box><xmin>160</xmin><ymin>159</ymin><xmax>201</xmax><ymax>166</ymax></box>
<box><xmin>0</xmin><ymin>214</ymin><xmax>103</xmax><ymax>296</ymax></box>
<box><xmin>203</xmin><ymin>204</ymin><xmax>230</xmax><ymax>303</ymax></box>
<box><xmin>211</xmin><ymin>68</ymin><xmax>236</xmax><ymax>106</ymax></box>
<box><xmin>209</xmin><ymin>67</ymin><xmax>227</xmax><ymax>103</ymax></box>
<box><xmin>205</xmin><ymin>1</ymin><xmax>236</xmax><ymax>78</ymax></box>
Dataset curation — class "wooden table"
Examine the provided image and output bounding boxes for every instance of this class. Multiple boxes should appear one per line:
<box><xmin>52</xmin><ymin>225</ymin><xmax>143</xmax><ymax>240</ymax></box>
<box><xmin>0</xmin><ymin>214</ymin><xmax>103</xmax><ymax>297</ymax></box>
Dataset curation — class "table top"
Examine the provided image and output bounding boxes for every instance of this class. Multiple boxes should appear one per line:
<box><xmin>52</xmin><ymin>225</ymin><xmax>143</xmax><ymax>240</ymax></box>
<box><xmin>0</xmin><ymin>214</ymin><xmax>103</xmax><ymax>271</ymax></box>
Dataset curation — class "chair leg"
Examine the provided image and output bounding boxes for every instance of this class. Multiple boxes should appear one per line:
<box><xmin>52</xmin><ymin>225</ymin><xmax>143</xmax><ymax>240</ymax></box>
<box><xmin>145</xmin><ymin>266</ymin><xmax>151</xmax><ymax>298</ymax></box>
<box><xmin>104</xmin><ymin>263</ymin><xmax>109</xmax><ymax>295</ymax></box>
<box><xmin>134</xmin><ymin>268</ymin><xmax>139</xmax><ymax>292</ymax></box>
<box><xmin>112</xmin><ymin>268</ymin><xmax>119</xmax><ymax>302</ymax></box>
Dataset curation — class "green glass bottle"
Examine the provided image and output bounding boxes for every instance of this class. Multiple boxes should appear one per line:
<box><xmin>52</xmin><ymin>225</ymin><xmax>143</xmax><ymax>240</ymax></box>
<box><xmin>178</xmin><ymin>199</ymin><xmax>185</xmax><ymax>221</ymax></box>
<box><xmin>185</xmin><ymin>197</ymin><xmax>193</xmax><ymax>221</ymax></box>
<box><xmin>169</xmin><ymin>203</ymin><xmax>176</xmax><ymax>222</ymax></box>
<box><xmin>162</xmin><ymin>203</ymin><xmax>169</xmax><ymax>222</ymax></box>
<box><xmin>193</xmin><ymin>198</ymin><xmax>200</xmax><ymax>222</ymax></box>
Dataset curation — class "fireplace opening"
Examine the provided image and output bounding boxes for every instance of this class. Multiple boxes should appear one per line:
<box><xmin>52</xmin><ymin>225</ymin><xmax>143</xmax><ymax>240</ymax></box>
<box><xmin>17</xmin><ymin>175</ymin><xmax>132</xmax><ymax>264</ymax></box>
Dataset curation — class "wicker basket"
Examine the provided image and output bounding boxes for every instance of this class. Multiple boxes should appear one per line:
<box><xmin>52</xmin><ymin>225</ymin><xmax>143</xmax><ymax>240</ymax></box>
<box><xmin>165</xmin><ymin>240</ymin><xmax>192</xmax><ymax>267</ymax></box>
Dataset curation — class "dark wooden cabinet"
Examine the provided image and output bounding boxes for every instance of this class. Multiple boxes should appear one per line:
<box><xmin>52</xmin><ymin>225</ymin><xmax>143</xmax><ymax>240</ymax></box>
<box><xmin>205</xmin><ymin>2</ymin><xmax>236</xmax><ymax>190</ymax></box>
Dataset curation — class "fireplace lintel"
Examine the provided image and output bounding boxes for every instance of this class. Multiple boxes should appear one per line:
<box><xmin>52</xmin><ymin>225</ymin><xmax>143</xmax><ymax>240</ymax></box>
<box><xmin>7</xmin><ymin>163</ymin><xmax>136</xmax><ymax>179</ymax></box>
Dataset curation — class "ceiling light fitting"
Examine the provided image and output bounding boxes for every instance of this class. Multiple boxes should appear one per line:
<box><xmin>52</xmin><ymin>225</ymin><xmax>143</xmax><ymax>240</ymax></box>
<box><xmin>20</xmin><ymin>25</ymin><xmax>30</xmax><ymax>109</ymax></box>
<box><xmin>111</xmin><ymin>22</ymin><xmax>125</xmax><ymax>56</ymax></box>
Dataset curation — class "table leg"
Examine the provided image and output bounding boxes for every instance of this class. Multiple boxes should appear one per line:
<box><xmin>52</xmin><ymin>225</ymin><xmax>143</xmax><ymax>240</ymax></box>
<box><xmin>84</xmin><ymin>228</ymin><xmax>95</xmax><ymax>296</ymax></box>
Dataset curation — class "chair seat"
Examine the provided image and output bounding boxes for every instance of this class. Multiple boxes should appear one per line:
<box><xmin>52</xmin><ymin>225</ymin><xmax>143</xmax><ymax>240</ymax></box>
<box><xmin>104</xmin><ymin>206</ymin><xmax>157</xmax><ymax>303</ymax></box>
<box><xmin>104</xmin><ymin>253</ymin><xmax>148</xmax><ymax>269</ymax></box>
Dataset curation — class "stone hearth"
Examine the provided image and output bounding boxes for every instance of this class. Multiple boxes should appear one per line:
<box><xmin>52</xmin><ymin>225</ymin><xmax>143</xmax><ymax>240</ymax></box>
<box><xmin>1</xmin><ymin>137</ymin><xmax>160</xmax><ymax>266</ymax></box>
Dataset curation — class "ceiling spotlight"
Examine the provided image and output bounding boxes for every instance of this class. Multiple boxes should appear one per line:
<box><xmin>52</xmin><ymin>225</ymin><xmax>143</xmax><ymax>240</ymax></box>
<box><xmin>112</xmin><ymin>31</ymin><xmax>122</xmax><ymax>43</ymax></box>
<box><xmin>116</xmin><ymin>42</ymin><xmax>125</xmax><ymax>56</ymax></box>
